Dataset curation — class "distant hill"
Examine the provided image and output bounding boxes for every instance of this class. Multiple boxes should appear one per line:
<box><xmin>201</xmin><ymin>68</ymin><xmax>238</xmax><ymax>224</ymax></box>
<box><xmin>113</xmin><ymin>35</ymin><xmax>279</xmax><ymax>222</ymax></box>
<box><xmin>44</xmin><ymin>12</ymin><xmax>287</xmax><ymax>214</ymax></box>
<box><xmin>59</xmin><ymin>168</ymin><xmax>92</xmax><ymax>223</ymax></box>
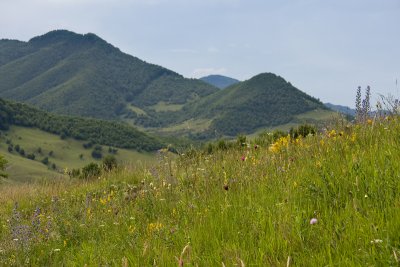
<box><xmin>200</xmin><ymin>75</ymin><xmax>240</xmax><ymax>89</ymax></box>
<box><xmin>0</xmin><ymin>98</ymin><xmax>163</xmax><ymax>151</ymax></box>
<box><xmin>0</xmin><ymin>30</ymin><xmax>333</xmax><ymax>139</ymax></box>
<box><xmin>0</xmin><ymin>30</ymin><xmax>218</xmax><ymax>119</ymax></box>
<box><xmin>324</xmin><ymin>103</ymin><xmax>356</xmax><ymax>117</ymax></box>
<box><xmin>139</xmin><ymin>73</ymin><xmax>329</xmax><ymax>137</ymax></box>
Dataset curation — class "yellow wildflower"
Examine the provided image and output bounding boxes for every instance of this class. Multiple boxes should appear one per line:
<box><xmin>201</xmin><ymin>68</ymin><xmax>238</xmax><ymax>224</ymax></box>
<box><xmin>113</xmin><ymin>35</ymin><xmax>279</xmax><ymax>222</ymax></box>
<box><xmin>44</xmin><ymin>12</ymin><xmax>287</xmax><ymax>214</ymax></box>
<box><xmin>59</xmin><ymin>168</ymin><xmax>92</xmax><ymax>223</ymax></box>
<box><xmin>147</xmin><ymin>222</ymin><xmax>163</xmax><ymax>233</ymax></box>
<box><xmin>269</xmin><ymin>135</ymin><xmax>290</xmax><ymax>153</ymax></box>
<box><xmin>128</xmin><ymin>225</ymin><xmax>136</xmax><ymax>234</ymax></box>
<box><xmin>328</xmin><ymin>129</ymin><xmax>336</xmax><ymax>138</ymax></box>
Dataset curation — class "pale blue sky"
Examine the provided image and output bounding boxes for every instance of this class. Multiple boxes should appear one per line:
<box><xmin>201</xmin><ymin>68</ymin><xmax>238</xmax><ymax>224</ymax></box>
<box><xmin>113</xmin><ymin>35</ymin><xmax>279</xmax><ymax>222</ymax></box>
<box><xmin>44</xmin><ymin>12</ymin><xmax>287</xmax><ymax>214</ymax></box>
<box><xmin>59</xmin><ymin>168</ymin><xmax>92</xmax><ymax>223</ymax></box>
<box><xmin>1</xmin><ymin>0</ymin><xmax>399</xmax><ymax>107</ymax></box>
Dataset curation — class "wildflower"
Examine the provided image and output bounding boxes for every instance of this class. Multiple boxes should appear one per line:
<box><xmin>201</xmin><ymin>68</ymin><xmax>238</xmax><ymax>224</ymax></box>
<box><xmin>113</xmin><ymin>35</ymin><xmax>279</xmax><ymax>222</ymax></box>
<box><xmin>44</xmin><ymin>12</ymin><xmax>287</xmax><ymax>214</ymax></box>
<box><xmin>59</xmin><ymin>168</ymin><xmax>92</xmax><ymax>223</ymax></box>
<box><xmin>148</xmin><ymin>222</ymin><xmax>163</xmax><ymax>233</ymax></box>
<box><xmin>223</xmin><ymin>184</ymin><xmax>229</xmax><ymax>191</ymax></box>
<box><xmin>53</xmin><ymin>249</ymin><xmax>61</xmax><ymax>252</ymax></box>
<box><xmin>269</xmin><ymin>135</ymin><xmax>290</xmax><ymax>153</ymax></box>
<box><xmin>254</xmin><ymin>145</ymin><xmax>259</xmax><ymax>150</ymax></box>
<box><xmin>367</xmin><ymin>119</ymin><xmax>373</xmax><ymax>125</ymax></box>
<box><xmin>316</xmin><ymin>161</ymin><xmax>322</xmax><ymax>168</ymax></box>
<box><xmin>351</xmin><ymin>133</ymin><xmax>356</xmax><ymax>142</ymax></box>
<box><xmin>128</xmin><ymin>225</ymin><xmax>136</xmax><ymax>234</ymax></box>
<box><xmin>241</xmin><ymin>156</ymin><xmax>246</xmax><ymax>161</ymax></box>
<box><xmin>328</xmin><ymin>129</ymin><xmax>336</xmax><ymax>138</ymax></box>
<box><xmin>310</xmin><ymin>218</ymin><xmax>318</xmax><ymax>225</ymax></box>
<box><xmin>371</xmin><ymin>239</ymin><xmax>383</xmax><ymax>244</ymax></box>
<box><xmin>100</xmin><ymin>197</ymin><xmax>107</xmax><ymax>205</ymax></box>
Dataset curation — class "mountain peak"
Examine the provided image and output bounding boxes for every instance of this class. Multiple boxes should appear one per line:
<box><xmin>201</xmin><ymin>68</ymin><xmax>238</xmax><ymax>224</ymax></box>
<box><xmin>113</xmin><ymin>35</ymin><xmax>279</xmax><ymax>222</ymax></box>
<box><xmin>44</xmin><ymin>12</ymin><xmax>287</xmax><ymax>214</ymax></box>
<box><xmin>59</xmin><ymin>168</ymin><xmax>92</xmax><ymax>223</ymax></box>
<box><xmin>28</xmin><ymin>30</ymin><xmax>111</xmax><ymax>49</ymax></box>
<box><xmin>200</xmin><ymin>74</ymin><xmax>240</xmax><ymax>89</ymax></box>
<box><xmin>29</xmin><ymin>29</ymin><xmax>80</xmax><ymax>43</ymax></box>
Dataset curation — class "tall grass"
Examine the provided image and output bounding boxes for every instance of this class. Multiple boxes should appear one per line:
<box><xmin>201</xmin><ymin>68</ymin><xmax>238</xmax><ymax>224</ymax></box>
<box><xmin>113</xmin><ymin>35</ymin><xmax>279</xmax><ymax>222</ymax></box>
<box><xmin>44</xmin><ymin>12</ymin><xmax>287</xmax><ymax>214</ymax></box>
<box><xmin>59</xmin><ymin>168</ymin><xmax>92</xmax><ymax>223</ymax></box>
<box><xmin>1</xmin><ymin>117</ymin><xmax>400</xmax><ymax>266</ymax></box>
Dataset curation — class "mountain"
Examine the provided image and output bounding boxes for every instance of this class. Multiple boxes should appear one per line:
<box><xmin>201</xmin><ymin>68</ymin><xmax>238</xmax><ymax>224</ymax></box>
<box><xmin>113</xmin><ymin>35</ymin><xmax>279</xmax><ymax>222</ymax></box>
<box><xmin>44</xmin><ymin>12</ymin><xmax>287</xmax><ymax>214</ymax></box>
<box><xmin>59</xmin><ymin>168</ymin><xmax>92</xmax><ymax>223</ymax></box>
<box><xmin>0</xmin><ymin>30</ymin><xmax>218</xmax><ymax>119</ymax></box>
<box><xmin>200</xmin><ymin>75</ymin><xmax>240</xmax><ymax>89</ymax></box>
<box><xmin>0</xmin><ymin>30</ymin><xmax>332</xmax><ymax>139</ymax></box>
<box><xmin>0</xmin><ymin>97</ymin><xmax>163</xmax><ymax>151</ymax></box>
<box><xmin>141</xmin><ymin>73</ymin><xmax>329</xmax><ymax>137</ymax></box>
<box><xmin>324</xmin><ymin>103</ymin><xmax>356</xmax><ymax>117</ymax></box>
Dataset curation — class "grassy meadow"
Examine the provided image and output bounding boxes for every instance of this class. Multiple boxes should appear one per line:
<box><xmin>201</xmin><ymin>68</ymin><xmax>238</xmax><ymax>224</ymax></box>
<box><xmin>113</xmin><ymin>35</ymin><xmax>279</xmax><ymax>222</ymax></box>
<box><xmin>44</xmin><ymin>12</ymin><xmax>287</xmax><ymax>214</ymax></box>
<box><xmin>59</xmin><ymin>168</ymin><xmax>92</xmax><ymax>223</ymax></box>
<box><xmin>1</xmin><ymin>116</ymin><xmax>400</xmax><ymax>266</ymax></box>
<box><xmin>0</xmin><ymin>126</ymin><xmax>156</xmax><ymax>183</ymax></box>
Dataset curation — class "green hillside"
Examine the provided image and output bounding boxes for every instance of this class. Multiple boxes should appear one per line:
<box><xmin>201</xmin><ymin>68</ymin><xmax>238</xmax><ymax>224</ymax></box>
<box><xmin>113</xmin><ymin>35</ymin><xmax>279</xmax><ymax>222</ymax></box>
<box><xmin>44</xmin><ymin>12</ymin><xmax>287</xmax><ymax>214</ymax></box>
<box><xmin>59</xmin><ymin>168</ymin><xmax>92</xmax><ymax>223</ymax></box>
<box><xmin>200</xmin><ymin>74</ymin><xmax>240</xmax><ymax>89</ymax></box>
<box><xmin>0</xmin><ymin>98</ymin><xmax>163</xmax><ymax>151</ymax></box>
<box><xmin>153</xmin><ymin>73</ymin><xmax>328</xmax><ymax>137</ymax></box>
<box><xmin>0</xmin><ymin>126</ymin><xmax>156</xmax><ymax>183</ymax></box>
<box><xmin>0</xmin><ymin>30</ymin><xmax>218</xmax><ymax>119</ymax></box>
<box><xmin>1</xmin><ymin>115</ymin><xmax>399</xmax><ymax>265</ymax></box>
<box><xmin>1</xmin><ymin>30</ymin><xmax>333</xmax><ymax>139</ymax></box>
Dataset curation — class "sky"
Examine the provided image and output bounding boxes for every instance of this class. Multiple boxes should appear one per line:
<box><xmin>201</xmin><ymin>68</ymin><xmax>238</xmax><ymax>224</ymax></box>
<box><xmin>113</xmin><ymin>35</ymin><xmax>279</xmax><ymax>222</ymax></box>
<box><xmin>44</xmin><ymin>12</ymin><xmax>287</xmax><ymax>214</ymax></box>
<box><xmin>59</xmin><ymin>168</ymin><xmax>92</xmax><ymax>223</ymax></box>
<box><xmin>1</xmin><ymin>0</ymin><xmax>399</xmax><ymax>107</ymax></box>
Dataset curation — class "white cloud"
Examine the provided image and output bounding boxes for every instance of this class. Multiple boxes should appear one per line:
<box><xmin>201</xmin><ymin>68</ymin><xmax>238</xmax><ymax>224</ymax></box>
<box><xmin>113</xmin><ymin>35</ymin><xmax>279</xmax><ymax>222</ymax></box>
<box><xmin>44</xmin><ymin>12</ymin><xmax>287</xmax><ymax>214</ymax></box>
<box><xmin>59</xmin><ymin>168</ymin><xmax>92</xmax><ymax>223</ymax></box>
<box><xmin>192</xmin><ymin>67</ymin><xmax>227</xmax><ymax>78</ymax></box>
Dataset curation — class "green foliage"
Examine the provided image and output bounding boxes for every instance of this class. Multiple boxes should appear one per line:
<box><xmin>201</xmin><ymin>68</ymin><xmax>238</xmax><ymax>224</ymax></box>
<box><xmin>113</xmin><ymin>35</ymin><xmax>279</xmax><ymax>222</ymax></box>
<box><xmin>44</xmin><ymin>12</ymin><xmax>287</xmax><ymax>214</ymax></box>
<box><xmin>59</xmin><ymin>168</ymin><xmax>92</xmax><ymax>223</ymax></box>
<box><xmin>236</xmin><ymin>134</ymin><xmax>247</xmax><ymax>147</ymax></box>
<box><xmin>289</xmin><ymin>124</ymin><xmax>316</xmax><ymax>139</ymax></box>
<box><xmin>102</xmin><ymin>155</ymin><xmax>117</xmax><ymax>171</ymax></box>
<box><xmin>0</xmin><ymin>30</ymin><xmax>218</xmax><ymax>120</ymax></box>
<box><xmin>91</xmin><ymin>146</ymin><xmax>103</xmax><ymax>159</ymax></box>
<box><xmin>0</xmin><ymin>153</ymin><xmax>7</xmax><ymax>177</ymax></box>
<box><xmin>170</xmin><ymin>73</ymin><xmax>327</xmax><ymax>137</ymax></box>
<box><xmin>68</xmin><ymin>168</ymin><xmax>81</xmax><ymax>178</ymax></box>
<box><xmin>41</xmin><ymin>157</ymin><xmax>49</xmax><ymax>165</ymax></box>
<box><xmin>0</xmin><ymin>98</ymin><xmax>163</xmax><ymax>151</ymax></box>
<box><xmin>81</xmin><ymin>162</ymin><xmax>101</xmax><ymax>179</ymax></box>
<box><xmin>1</xmin><ymin>117</ymin><xmax>400</xmax><ymax>265</ymax></box>
<box><xmin>0</xmin><ymin>31</ymin><xmax>329</xmax><ymax>139</ymax></box>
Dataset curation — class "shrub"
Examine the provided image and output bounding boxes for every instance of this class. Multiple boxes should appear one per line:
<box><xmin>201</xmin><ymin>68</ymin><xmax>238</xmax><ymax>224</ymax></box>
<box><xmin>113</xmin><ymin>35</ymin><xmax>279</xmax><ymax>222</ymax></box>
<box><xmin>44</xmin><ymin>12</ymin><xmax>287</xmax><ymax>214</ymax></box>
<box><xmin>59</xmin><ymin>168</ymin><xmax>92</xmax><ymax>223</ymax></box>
<box><xmin>26</xmin><ymin>153</ymin><xmax>35</xmax><ymax>160</ymax></box>
<box><xmin>41</xmin><ymin>157</ymin><xmax>49</xmax><ymax>165</ymax></box>
<box><xmin>0</xmin><ymin>154</ymin><xmax>7</xmax><ymax>178</ymax></box>
<box><xmin>68</xmin><ymin>168</ymin><xmax>81</xmax><ymax>178</ymax></box>
<box><xmin>81</xmin><ymin>163</ymin><xmax>101</xmax><ymax>179</ymax></box>
<box><xmin>102</xmin><ymin>155</ymin><xmax>117</xmax><ymax>171</ymax></box>
<box><xmin>290</xmin><ymin>124</ymin><xmax>316</xmax><ymax>139</ymax></box>
<box><xmin>91</xmin><ymin>150</ymin><xmax>102</xmax><ymax>159</ymax></box>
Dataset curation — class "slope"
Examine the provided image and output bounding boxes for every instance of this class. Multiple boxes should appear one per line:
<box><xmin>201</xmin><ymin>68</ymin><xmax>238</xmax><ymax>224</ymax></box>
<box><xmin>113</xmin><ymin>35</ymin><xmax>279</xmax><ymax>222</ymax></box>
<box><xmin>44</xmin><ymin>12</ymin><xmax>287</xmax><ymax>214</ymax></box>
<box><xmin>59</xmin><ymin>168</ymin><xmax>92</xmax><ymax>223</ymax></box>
<box><xmin>0</xmin><ymin>98</ymin><xmax>163</xmax><ymax>151</ymax></box>
<box><xmin>181</xmin><ymin>73</ymin><xmax>327</xmax><ymax>136</ymax></box>
<box><xmin>0</xmin><ymin>30</ymin><xmax>218</xmax><ymax>119</ymax></box>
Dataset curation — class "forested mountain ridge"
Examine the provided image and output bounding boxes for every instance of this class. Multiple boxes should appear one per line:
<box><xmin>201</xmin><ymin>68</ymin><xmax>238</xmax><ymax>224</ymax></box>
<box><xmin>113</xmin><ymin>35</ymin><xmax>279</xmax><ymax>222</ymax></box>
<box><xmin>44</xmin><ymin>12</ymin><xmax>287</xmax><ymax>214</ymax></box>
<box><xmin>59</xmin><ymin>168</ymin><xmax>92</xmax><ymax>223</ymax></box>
<box><xmin>1</xmin><ymin>30</ymin><xmax>331</xmax><ymax>139</ymax></box>
<box><xmin>0</xmin><ymin>30</ymin><xmax>218</xmax><ymax>119</ymax></box>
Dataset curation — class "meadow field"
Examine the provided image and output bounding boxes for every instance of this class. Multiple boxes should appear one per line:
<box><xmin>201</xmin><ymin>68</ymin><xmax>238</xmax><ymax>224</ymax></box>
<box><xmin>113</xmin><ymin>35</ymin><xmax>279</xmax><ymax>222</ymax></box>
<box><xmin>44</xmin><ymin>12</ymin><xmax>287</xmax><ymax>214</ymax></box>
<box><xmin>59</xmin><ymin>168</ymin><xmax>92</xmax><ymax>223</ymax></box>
<box><xmin>0</xmin><ymin>116</ymin><xmax>400</xmax><ymax>266</ymax></box>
